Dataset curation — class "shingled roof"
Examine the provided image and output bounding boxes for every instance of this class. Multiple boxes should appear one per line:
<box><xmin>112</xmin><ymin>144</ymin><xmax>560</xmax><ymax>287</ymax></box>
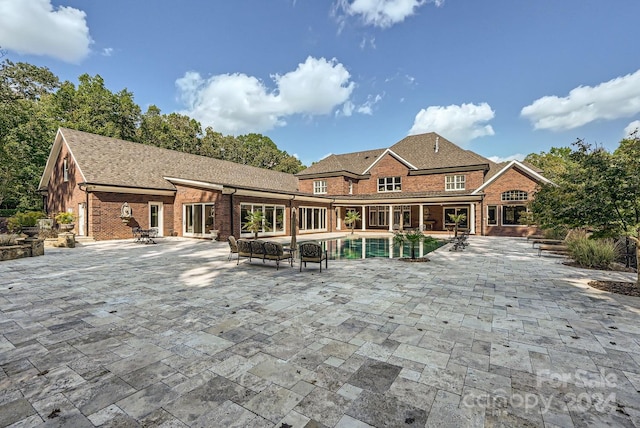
<box><xmin>296</xmin><ymin>148</ymin><xmax>386</xmax><ymax>177</ymax></box>
<box><xmin>40</xmin><ymin>128</ymin><xmax>299</xmax><ymax>193</ymax></box>
<box><xmin>297</xmin><ymin>133</ymin><xmax>492</xmax><ymax>177</ymax></box>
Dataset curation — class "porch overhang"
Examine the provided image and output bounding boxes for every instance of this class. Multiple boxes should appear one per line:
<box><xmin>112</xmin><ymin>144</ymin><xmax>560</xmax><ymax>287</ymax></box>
<box><xmin>332</xmin><ymin>194</ymin><xmax>483</xmax><ymax>206</ymax></box>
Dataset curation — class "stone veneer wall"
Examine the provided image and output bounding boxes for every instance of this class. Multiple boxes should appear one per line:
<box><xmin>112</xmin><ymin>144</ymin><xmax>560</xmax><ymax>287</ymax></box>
<box><xmin>0</xmin><ymin>239</ymin><xmax>44</xmax><ymax>261</ymax></box>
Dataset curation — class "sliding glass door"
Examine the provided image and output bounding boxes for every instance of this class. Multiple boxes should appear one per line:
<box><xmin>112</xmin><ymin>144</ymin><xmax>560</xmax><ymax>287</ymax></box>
<box><xmin>183</xmin><ymin>203</ymin><xmax>215</xmax><ymax>236</ymax></box>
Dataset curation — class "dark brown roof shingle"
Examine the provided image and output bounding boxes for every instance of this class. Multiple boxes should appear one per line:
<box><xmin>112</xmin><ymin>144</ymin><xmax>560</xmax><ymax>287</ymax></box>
<box><xmin>60</xmin><ymin>128</ymin><xmax>299</xmax><ymax>192</ymax></box>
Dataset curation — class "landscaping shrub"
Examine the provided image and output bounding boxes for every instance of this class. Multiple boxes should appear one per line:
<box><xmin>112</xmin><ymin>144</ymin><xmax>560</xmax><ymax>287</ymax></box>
<box><xmin>542</xmin><ymin>227</ymin><xmax>568</xmax><ymax>240</ymax></box>
<box><xmin>566</xmin><ymin>230</ymin><xmax>619</xmax><ymax>269</ymax></box>
<box><xmin>7</xmin><ymin>211</ymin><xmax>47</xmax><ymax>231</ymax></box>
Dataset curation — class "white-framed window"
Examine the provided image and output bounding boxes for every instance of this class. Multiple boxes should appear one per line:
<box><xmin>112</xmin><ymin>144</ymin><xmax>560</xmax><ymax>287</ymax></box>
<box><xmin>348</xmin><ymin>180</ymin><xmax>353</xmax><ymax>195</ymax></box>
<box><xmin>502</xmin><ymin>205</ymin><xmax>527</xmax><ymax>226</ymax></box>
<box><xmin>184</xmin><ymin>203</ymin><xmax>215</xmax><ymax>236</ymax></box>
<box><xmin>368</xmin><ymin>206</ymin><xmax>389</xmax><ymax>227</ymax></box>
<box><xmin>313</xmin><ymin>180</ymin><xmax>327</xmax><ymax>194</ymax></box>
<box><xmin>298</xmin><ymin>206</ymin><xmax>327</xmax><ymax>231</ymax></box>
<box><xmin>444</xmin><ymin>207</ymin><xmax>469</xmax><ymax>229</ymax></box>
<box><xmin>240</xmin><ymin>203</ymin><xmax>285</xmax><ymax>237</ymax></box>
<box><xmin>378</xmin><ymin>177</ymin><xmax>401</xmax><ymax>192</ymax></box>
<box><xmin>63</xmin><ymin>157</ymin><xmax>69</xmax><ymax>182</ymax></box>
<box><xmin>487</xmin><ymin>205</ymin><xmax>498</xmax><ymax>226</ymax></box>
<box><xmin>501</xmin><ymin>190</ymin><xmax>528</xmax><ymax>201</ymax></box>
<box><xmin>445</xmin><ymin>175</ymin><xmax>465</xmax><ymax>191</ymax></box>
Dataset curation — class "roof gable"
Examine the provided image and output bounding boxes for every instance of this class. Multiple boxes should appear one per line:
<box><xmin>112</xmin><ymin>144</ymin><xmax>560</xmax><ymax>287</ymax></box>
<box><xmin>472</xmin><ymin>160</ymin><xmax>552</xmax><ymax>194</ymax></box>
<box><xmin>362</xmin><ymin>148</ymin><xmax>417</xmax><ymax>174</ymax></box>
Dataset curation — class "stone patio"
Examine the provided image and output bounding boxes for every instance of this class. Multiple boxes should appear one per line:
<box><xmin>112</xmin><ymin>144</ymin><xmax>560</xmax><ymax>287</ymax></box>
<box><xmin>1</xmin><ymin>236</ymin><xmax>639</xmax><ymax>427</ymax></box>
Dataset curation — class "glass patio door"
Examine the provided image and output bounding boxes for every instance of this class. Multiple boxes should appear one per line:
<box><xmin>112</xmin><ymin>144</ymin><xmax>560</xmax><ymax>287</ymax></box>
<box><xmin>183</xmin><ymin>203</ymin><xmax>215</xmax><ymax>236</ymax></box>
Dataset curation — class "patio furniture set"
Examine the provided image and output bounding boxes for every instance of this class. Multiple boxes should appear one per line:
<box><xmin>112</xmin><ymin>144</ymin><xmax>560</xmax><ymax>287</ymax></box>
<box><xmin>132</xmin><ymin>227</ymin><xmax>158</xmax><ymax>244</ymax></box>
<box><xmin>227</xmin><ymin>236</ymin><xmax>328</xmax><ymax>271</ymax></box>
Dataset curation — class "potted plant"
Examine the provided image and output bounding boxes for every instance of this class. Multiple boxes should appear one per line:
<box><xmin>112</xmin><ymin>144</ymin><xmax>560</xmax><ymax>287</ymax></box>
<box><xmin>55</xmin><ymin>212</ymin><xmax>75</xmax><ymax>232</ymax></box>
<box><xmin>344</xmin><ymin>210</ymin><xmax>361</xmax><ymax>234</ymax></box>
<box><xmin>8</xmin><ymin>211</ymin><xmax>47</xmax><ymax>237</ymax></box>
<box><xmin>242</xmin><ymin>210</ymin><xmax>269</xmax><ymax>239</ymax></box>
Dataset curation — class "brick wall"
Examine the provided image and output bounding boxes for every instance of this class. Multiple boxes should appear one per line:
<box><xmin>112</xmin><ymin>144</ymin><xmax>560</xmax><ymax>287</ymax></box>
<box><xmin>298</xmin><ymin>176</ymin><xmax>355</xmax><ymax>195</ymax></box>
<box><xmin>45</xmin><ymin>142</ymin><xmax>86</xmax><ymax>234</ymax></box>
<box><xmin>483</xmin><ymin>168</ymin><xmax>541</xmax><ymax>236</ymax></box>
<box><xmin>89</xmin><ymin>192</ymin><xmax>175</xmax><ymax>240</ymax></box>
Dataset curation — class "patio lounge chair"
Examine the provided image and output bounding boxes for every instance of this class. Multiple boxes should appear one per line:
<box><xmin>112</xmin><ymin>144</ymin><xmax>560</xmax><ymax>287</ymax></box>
<box><xmin>227</xmin><ymin>236</ymin><xmax>238</xmax><ymax>261</ymax></box>
<box><xmin>263</xmin><ymin>241</ymin><xmax>293</xmax><ymax>270</ymax></box>
<box><xmin>299</xmin><ymin>242</ymin><xmax>328</xmax><ymax>272</ymax></box>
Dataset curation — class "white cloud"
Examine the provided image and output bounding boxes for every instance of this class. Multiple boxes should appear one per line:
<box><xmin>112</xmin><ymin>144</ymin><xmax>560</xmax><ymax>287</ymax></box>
<box><xmin>0</xmin><ymin>0</ymin><xmax>91</xmax><ymax>63</ymax></box>
<box><xmin>334</xmin><ymin>0</ymin><xmax>442</xmax><ymax>29</ymax></box>
<box><xmin>408</xmin><ymin>102</ymin><xmax>495</xmax><ymax>144</ymax></box>
<box><xmin>521</xmin><ymin>69</ymin><xmax>640</xmax><ymax>131</ymax></box>
<box><xmin>487</xmin><ymin>154</ymin><xmax>525</xmax><ymax>164</ymax></box>
<box><xmin>624</xmin><ymin>120</ymin><xmax>640</xmax><ymax>138</ymax></box>
<box><xmin>176</xmin><ymin>56</ymin><xmax>355</xmax><ymax>135</ymax></box>
<box><xmin>357</xmin><ymin>93</ymin><xmax>383</xmax><ymax>115</ymax></box>
<box><xmin>101</xmin><ymin>48</ymin><xmax>113</xmax><ymax>57</ymax></box>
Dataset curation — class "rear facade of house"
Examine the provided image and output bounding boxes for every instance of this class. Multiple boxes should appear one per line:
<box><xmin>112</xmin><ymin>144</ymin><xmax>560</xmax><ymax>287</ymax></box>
<box><xmin>39</xmin><ymin>129</ymin><xmax>548</xmax><ymax>241</ymax></box>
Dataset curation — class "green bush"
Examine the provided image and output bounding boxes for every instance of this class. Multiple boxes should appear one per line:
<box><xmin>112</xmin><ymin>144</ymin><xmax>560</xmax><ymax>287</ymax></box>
<box><xmin>7</xmin><ymin>211</ymin><xmax>47</xmax><ymax>231</ymax></box>
<box><xmin>0</xmin><ymin>209</ymin><xmax>18</xmax><ymax>217</ymax></box>
<box><xmin>54</xmin><ymin>212</ymin><xmax>75</xmax><ymax>224</ymax></box>
<box><xmin>542</xmin><ymin>227</ymin><xmax>568</xmax><ymax>240</ymax></box>
<box><xmin>566</xmin><ymin>231</ymin><xmax>619</xmax><ymax>269</ymax></box>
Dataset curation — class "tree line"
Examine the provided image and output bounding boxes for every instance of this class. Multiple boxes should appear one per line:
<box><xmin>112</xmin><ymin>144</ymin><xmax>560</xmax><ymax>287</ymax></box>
<box><xmin>0</xmin><ymin>60</ymin><xmax>305</xmax><ymax>210</ymax></box>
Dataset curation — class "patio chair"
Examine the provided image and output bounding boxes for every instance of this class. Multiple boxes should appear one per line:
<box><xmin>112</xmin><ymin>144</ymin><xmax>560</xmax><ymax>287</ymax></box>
<box><xmin>227</xmin><ymin>236</ymin><xmax>238</xmax><ymax>261</ymax></box>
<box><xmin>299</xmin><ymin>242</ymin><xmax>328</xmax><ymax>272</ymax></box>
<box><xmin>263</xmin><ymin>241</ymin><xmax>293</xmax><ymax>270</ymax></box>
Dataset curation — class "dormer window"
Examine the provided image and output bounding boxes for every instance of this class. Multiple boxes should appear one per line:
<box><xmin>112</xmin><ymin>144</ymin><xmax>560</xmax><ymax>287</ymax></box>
<box><xmin>313</xmin><ymin>180</ymin><xmax>327</xmax><ymax>194</ymax></box>
<box><xmin>445</xmin><ymin>174</ymin><xmax>465</xmax><ymax>191</ymax></box>
<box><xmin>63</xmin><ymin>157</ymin><xmax>69</xmax><ymax>182</ymax></box>
<box><xmin>378</xmin><ymin>177</ymin><xmax>401</xmax><ymax>192</ymax></box>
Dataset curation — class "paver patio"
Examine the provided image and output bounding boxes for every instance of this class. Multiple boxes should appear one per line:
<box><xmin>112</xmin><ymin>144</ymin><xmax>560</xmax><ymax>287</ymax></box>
<box><xmin>1</xmin><ymin>236</ymin><xmax>639</xmax><ymax>427</ymax></box>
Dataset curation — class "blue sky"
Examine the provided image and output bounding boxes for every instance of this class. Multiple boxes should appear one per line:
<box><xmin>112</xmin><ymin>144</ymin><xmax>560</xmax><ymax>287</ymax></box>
<box><xmin>1</xmin><ymin>0</ymin><xmax>639</xmax><ymax>167</ymax></box>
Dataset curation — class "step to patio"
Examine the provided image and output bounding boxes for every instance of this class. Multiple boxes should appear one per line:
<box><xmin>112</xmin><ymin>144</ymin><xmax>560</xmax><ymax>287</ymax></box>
<box><xmin>75</xmin><ymin>236</ymin><xmax>96</xmax><ymax>244</ymax></box>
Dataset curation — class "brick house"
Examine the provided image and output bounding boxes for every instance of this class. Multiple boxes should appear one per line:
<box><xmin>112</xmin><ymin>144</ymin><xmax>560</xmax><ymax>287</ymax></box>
<box><xmin>295</xmin><ymin>133</ymin><xmax>550</xmax><ymax>237</ymax></box>
<box><xmin>38</xmin><ymin>128</ymin><xmax>549</xmax><ymax>241</ymax></box>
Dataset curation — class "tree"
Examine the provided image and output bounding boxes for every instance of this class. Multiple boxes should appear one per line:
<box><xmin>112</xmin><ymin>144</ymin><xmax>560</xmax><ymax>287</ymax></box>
<box><xmin>392</xmin><ymin>229</ymin><xmax>438</xmax><ymax>259</ymax></box>
<box><xmin>531</xmin><ymin>137</ymin><xmax>640</xmax><ymax>286</ymax></box>
<box><xmin>242</xmin><ymin>210</ymin><xmax>269</xmax><ymax>239</ymax></box>
<box><xmin>344</xmin><ymin>210</ymin><xmax>361</xmax><ymax>234</ymax></box>
<box><xmin>447</xmin><ymin>213</ymin><xmax>467</xmax><ymax>237</ymax></box>
<box><xmin>0</xmin><ymin>60</ymin><xmax>59</xmax><ymax>209</ymax></box>
<box><xmin>524</xmin><ymin>147</ymin><xmax>573</xmax><ymax>181</ymax></box>
<box><xmin>44</xmin><ymin>74</ymin><xmax>141</xmax><ymax>140</ymax></box>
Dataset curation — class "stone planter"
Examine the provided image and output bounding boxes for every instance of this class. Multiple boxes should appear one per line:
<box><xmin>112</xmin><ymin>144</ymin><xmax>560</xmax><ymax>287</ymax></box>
<box><xmin>21</xmin><ymin>227</ymin><xmax>40</xmax><ymax>238</ymax></box>
<box><xmin>59</xmin><ymin>223</ymin><xmax>74</xmax><ymax>232</ymax></box>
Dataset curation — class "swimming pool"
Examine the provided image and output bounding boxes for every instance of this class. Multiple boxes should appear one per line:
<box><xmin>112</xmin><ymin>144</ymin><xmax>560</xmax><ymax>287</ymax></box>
<box><xmin>309</xmin><ymin>236</ymin><xmax>446</xmax><ymax>260</ymax></box>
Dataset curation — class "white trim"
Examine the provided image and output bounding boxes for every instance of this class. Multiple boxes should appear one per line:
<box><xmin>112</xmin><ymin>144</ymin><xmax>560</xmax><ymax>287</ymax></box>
<box><xmin>163</xmin><ymin>177</ymin><xmax>223</xmax><ymax>191</ymax></box>
<box><xmin>149</xmin><ymin>201</ymin><xmax>164</xmax><ymax>237</ymax></box>
<box><xmin>38</xmin><ymin>129</ymin><xmax>88</xmax><ymax>190</ymax></box>
<box><xmin>83</xmin><ymin>185</ymin><xmax>175</xmax><ymax>196</ymax></box>
<box><xmin>333</xmin><ymin>195</ymin><xmax>483</xmax><ymax>205</ymax></box>
<box><xmin>472</xmin><ymin>160</ymin><xmax>552</xmax><ymax>194</ymax></box>
<box><xmin>362</xmin><ymin>148</ymin><xmax>417</xmax><ymax>174</ymax></box>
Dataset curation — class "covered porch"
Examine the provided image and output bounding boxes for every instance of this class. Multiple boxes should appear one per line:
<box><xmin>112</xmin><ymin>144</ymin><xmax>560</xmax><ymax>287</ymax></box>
<box><xmin>333</xmin><ymin>196</ymin><xmax>482</xmax><ymax>235</ymax></box>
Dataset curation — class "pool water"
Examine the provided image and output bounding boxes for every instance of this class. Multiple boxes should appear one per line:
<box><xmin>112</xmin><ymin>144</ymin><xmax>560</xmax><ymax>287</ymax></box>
<box><xmin>312</xmin><ymin>236</ymin><xmax>446</xmax><ymax>260</ymax></box>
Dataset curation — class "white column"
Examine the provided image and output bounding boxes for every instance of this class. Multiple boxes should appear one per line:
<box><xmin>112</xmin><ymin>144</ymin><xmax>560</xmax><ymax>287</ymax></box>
<box><xmin>388</xmin><ymin>205</ymin><xmax>394</xmax><ymax>232</ymax></box>
<box><xmin>361</xmin><ymin>206</ymin><xmax>366</xmax><ymax>231</ymax></box>
<box><xmin>336</xmin><ymin>208</ymin><xmax>341</xmax><ymax>230</ymax></box>
<box><xmin>469</xmin><ymin>203</ymin><xmax>476</xmax><ymax>234</ymax></box>
<box><xmin>362</xmin><ymin>237</ymin><xmax>366</xmax><ymax>259</ymax></box>
<box><xmin>419</xmin><ymin>204</ymin><xmax>424</xmax><ymax>231</ymax></box>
